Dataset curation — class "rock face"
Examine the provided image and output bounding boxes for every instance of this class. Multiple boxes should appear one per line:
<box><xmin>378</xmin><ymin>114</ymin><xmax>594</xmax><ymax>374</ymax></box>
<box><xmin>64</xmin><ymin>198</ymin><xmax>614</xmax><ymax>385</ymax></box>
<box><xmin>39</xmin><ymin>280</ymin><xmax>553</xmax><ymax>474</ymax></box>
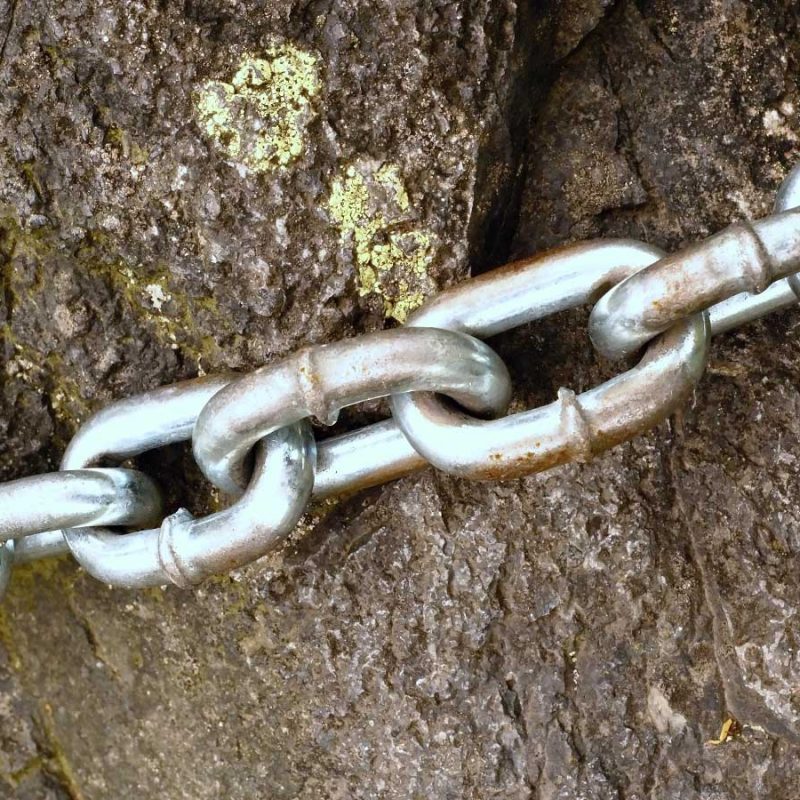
<box><xmin>1</xmin><ymin>0</ymin><xmax>800</xmax><ymax>797</ymax></box>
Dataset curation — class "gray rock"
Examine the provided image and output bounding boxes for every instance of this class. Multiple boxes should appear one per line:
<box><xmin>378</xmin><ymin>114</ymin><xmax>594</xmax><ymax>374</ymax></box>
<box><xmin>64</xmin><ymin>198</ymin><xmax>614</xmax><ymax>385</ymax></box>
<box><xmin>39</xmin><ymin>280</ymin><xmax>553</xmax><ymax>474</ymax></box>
<box><xmin>1</xmin><ymin>0</ymin><xmax>799</xmax><ymax>797</ymax></box>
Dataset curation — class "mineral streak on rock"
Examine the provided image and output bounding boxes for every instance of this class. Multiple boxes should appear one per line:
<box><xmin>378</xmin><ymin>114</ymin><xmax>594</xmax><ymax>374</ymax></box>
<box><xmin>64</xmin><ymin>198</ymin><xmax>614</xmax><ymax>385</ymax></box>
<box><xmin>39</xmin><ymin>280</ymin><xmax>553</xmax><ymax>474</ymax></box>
<box><xmin>194</xmin><ymin>44</ymin><xmax>322</xmax><ymax>173</ymax></box>
<box><xmin>328</xmin><ymin>161</ymin><xmax>437</xmax><ymax>321</ymax></box>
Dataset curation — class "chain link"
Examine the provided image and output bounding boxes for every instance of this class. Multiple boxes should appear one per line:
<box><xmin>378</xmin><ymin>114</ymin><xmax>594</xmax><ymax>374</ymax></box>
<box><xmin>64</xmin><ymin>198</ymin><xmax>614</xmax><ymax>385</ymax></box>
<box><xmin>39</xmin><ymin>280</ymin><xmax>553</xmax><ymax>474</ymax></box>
<box><xmin>193</xmin><ymin>327</ymin><xmax>512</xmax><ymax>495</ymax></box>
<box><xmin>707</xmin><ymin>165</ymin><xmax>800</xmax><ymax>335</ymax></box>
<box><xmin>589</xmin><ymin>165</ymin><xmax>800</xmax><ymax>359</ymax></box>
<box><xmin>394</xmin><ymin>311</ymin><xmax>707</xmax><ymax>480</ymax></box>
<box><xmin>65</xmin><ymin>422</ymin><xmax>315</xmax><ymax>588</ymax></box>
<box><xmin>0</xmin><ymin>469</ymin><xmax>163</xmax><ymax>542</ymax></box>
<box><xmin>1</xmin><ymin>167</ymin><xmax>799</xmax><ymax>597</ymax></box>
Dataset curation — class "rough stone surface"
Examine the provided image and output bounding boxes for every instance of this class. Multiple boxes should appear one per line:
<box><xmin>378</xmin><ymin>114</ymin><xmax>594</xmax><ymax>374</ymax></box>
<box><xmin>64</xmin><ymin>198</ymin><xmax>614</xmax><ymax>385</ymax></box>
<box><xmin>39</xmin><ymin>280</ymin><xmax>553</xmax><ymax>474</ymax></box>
<box><xmin>1</xmin><ymin>1</ymin><xmax>800</xmax><ymax>798</ymax></box>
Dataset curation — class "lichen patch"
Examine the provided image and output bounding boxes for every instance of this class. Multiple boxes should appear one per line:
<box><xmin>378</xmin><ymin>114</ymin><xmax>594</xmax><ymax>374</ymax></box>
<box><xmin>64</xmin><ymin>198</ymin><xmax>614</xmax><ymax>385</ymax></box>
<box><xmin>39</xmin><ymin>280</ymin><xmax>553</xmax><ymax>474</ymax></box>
<box><xmin>194</xmin><ymin>45</ymin><xmax>321</xmax><ymax>173</ymax></box>
<box><xmin>327</xmin><ymin>162</ymin><xmax>437</xmax><ymax>322</ymax></box>
<box><xmin>144</xmin><ymin>283</ymin><xmax>170</xmax><ymax>311</ymax></box>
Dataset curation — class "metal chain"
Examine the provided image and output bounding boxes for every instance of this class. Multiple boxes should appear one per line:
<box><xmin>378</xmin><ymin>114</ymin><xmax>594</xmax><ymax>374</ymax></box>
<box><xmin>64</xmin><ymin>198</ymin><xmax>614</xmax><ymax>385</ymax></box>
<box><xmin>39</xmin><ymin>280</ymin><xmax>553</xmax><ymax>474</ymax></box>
<box><xmin>62</xmin><ymin>329</ymin><xmax>510</xmax><ymax>588</ymax></box>
<box><xmin>589</xmin><ymin>166</ymin><xmax>800</xmax><ymax>358</ymax></box>
<box><xmin>193</xmin><ymin>327</ymin><xmax>512</xmax><ymax>496</ymax></box>
<box><xmin>1</xmin><ymin>165</ymin><xmax>799</xmax><ymax>597</ymax></box>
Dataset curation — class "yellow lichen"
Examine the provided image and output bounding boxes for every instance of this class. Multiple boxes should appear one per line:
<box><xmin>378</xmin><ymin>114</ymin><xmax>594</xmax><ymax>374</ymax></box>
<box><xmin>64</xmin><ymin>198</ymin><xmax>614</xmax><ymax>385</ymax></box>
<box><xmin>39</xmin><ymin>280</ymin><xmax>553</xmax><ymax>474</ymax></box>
<box><xmin>375</xmin><ymin>163</ymin><xmax>410</xmax><ymax>212</ymax></box>
<box><xmin>706</xmin><ymin>717</ymin><xmax>740</xmax><ymax>745</ymax></box>
<box><xmin>327</xmin><ymin>162</ymin><xmax>437</xmax><ymax>322</ymax></box>
<box><xmin>194</xmin><ymin>44</ymin><xmax>321</xmax><ymax>172</ymax></box>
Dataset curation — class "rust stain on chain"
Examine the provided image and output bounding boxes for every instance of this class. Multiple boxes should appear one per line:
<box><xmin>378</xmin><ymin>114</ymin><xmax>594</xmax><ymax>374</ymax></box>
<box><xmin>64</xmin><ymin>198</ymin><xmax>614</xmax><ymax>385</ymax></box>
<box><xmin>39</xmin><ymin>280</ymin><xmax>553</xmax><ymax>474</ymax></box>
<box><xmin>1</xmin><ymin>168</ymin><xmax>799</xmax><ymax>592</ymax></box>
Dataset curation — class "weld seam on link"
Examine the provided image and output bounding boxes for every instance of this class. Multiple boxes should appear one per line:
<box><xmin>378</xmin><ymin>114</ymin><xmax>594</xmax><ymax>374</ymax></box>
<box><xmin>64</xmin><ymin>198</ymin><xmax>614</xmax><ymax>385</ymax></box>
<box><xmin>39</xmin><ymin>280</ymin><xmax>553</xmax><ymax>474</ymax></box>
<box><xmin>557</xmin><ymin>388</ymin><xmax>593</xmax><ymax>464</ymax></box>
<box><xmin>157</xmin><ymin>510</ymin><xmax>194</xmax><ymax>588</ymax></box>
<box><xmin>296</xmin><ymin>347</ymin><xmax>335</xmax><ymax>426</ymax></box>
<box><xmin>744</xmin><ymin>219</ymin><xmax>778</xmax><ymax>294</ymax></box>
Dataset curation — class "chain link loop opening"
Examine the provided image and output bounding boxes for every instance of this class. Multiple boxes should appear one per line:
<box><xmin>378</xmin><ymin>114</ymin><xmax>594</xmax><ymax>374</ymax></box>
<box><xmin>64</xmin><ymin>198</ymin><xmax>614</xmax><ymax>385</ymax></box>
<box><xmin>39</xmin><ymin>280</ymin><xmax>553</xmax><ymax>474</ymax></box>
<box><xmin>2</xmin><ymin>167</ymin><xmax>799</xmax><ymax>596</ymax></box>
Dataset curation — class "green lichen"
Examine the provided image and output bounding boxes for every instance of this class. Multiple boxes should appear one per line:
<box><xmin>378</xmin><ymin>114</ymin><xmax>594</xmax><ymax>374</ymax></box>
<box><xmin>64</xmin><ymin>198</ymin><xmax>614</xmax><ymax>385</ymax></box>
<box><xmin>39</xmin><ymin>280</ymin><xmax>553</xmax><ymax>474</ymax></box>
<box><xmin>8</xmin><ymin>756</ymin><xmax>45</xmax><ymax>789</ymax></box>
<box><xmin>0</xmin><ymin>217</ymin><xmax>227</xmax><ymax>436</ymax></box>
<box><xmin>0</xmin><ymin>222</ymin><xmax>95</xmax><ymax>436</ymax></box>
<box><xmin>194</xmin><ymin>45</ymin><xmax>321</xmax><ymax>172</ymax></box>
<box><xmin>74</xmin><ymin>250</ymin><xmax>224</xmax><ymax>374</ymax></box>
<box><xmin>2</xmin><ymin>559</ymin><xmax>78</xmax><ymax>619</ymax></box>
<box><xmin>327</xmin><ymin>162</ymin><xmax>437</xmax><ymax>322</ymax></box>
<box><xmin>105</xmin><ymin>125</ymin><xmax>149</xmax><ymax>165</ymax></box>
<box><xmin>0</xmin><ymin>607</ymin><xmax>22</xmax><ymax>672</ymax></box>
<box><xmin>39</xmin><ymin>701</ymin><xmax>86</xmax><ymax>800</ymax></box>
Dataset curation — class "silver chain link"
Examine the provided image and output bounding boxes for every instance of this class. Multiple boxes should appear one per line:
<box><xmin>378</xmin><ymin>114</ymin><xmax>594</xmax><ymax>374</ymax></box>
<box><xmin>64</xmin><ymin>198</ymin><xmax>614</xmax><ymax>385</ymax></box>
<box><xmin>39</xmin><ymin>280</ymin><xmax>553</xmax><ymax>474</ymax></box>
<box><xmin>1</xmin><ymin>165</ymin><xmax>799</xmax><ymax>597</ymax></box>
<box><xmin>590</xmin><ymin>166</ymin><xmax>800</xmax><ymax>358</ymax></box>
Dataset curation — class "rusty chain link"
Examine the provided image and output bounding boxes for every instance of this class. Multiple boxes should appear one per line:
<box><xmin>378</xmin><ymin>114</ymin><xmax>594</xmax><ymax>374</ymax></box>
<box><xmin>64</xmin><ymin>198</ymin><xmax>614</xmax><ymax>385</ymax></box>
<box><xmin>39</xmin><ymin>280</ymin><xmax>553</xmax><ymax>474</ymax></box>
<box><xmin>1</xmin><ymin>165</ymin><xmax>799</xmax><ymax>596</ymax></box>
<box><xmin>590</xmin><ymin>166</ymin><xmax>800</xmax><ymax>358</ymax></box>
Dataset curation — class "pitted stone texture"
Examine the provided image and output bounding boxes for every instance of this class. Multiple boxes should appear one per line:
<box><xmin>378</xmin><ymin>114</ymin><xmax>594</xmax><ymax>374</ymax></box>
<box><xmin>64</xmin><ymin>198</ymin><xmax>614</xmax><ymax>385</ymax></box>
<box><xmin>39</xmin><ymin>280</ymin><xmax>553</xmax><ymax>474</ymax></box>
<box><xmin>510</xmin><ymin>0</ymin><xmax>800</xmax><ymax>796</ymax></box>
<box><xmin>0</xmin><ymin>0</ymin><xmax>539</xmax><ymax>478</ymax></box>
<box><xmin>2</xmin><ymin>1</ymin><xmax>800</xmax><ymax>799</ymax></box>
<box><xmin>515</xmin><ymin>1</ymin><xmax>799</xmax><ymax>255</ymax></box>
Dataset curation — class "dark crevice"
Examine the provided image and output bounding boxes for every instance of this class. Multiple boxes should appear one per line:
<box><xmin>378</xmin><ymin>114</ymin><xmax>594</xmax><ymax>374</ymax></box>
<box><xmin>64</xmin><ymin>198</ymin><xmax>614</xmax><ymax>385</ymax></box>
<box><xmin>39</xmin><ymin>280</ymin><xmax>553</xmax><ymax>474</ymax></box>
<box><xmin>467</xmin><ymin>0</ymin><xmax>627</xmax><ymax>275</ymax></box>
<box><xmin>632</xmin><ymin>0</ymin><xmax>678</xmax><ymax>64</ymax></box>
<box><xmin>0</xmin><ymin>0</ymin><xmax>18</xmax><ymax>67</ymax></box>
<box><xmin>466</xmin><ymin>0</ymin><xmax>561</xmax><ymax>275</ymax></box>
<box><xmin>1</xmin><ymin>248</ymin><xmax>14</xmax><ymax>331</ymax></box>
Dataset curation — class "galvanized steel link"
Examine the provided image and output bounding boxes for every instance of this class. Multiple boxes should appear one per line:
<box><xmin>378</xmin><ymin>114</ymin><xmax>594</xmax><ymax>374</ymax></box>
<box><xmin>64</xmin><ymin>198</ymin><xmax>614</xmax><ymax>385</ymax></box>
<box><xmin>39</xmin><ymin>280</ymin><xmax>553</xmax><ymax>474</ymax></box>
<box><xmin>65</xmin><ymin>422</ymin><xmax>315</xmax><ymax>588</ymax></box>
<box><xmin>393</xmin><ymin>319</ymin><xmax>707</xmax><ymax>479</ymax></box>
<box><xmin>0</xmin><ymin>464</ymin><xmax>164</xmax><ymax>595</ymax></box>
<box><xmin>707</xmin><ymin>165</ymin><xmax>800</xmax><ymax>335</ymax></box>
<box><xmin>9</xmin><ymin>374</ymin><xmax>235</xmax><ymax>572</ymax></box>
<box><xmin>390</xmin><ymin>241</ymin><xmax>710</xmax><ymax>478</ymax></box>
<box><xmin>39</xmin><ymin>376</ymin><xmax>314</xmax><ymax>588</ymax></box>
<box><xmin>589</xmin><ymin>165</ymin><xmax>800</xmax><ymax>359</ymax></box>
<box><xmin>192</xmin><ymin>327</ymin><xmax>513</xmax><ymax>495</ymax></box>
<box><xmin>0</xmin><ymin>469</ymin><xmax>163</xmax><ymax>542</ymax></box>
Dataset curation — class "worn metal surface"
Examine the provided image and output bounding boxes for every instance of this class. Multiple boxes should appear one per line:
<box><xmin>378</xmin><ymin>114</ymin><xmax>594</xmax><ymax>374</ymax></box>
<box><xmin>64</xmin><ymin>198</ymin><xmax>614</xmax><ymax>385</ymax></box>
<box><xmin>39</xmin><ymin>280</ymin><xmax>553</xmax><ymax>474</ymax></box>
<box><xmin>1</xmin><ymin>1</ymin><xmax>800</xmax><ymax>798</ymax></box>
<box><xmin>65</xmin><ymin>422</ymin><xmax>315</xmax><ymax>588</ymax></box>
<box><xmin>709</xmin><ymin>164</ymin><xmax>800</xmax><ymax>335</ymax></box>
<box><xmin>0</xmin><ymin>469</ymin><xmax>162</xmax><ymax>542</ymax></box>
<box><xmin>394</xmin><ymin>321</ymin><xmax>708</xmax><ymax>480</ymax></box>
<box><xmin>393</xmin><ymin>239</ymin><xmax>705</xmax><ymax>478</ymax></box>
<box><xmin>589</xmin><ymin>204</ymin><xmax>800</xmax><ymax>358</ymax></box>
<box><xmin>193</xmin><ymin>327</ymin><xmax>512</xmax><ymax>495</ymax></box>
